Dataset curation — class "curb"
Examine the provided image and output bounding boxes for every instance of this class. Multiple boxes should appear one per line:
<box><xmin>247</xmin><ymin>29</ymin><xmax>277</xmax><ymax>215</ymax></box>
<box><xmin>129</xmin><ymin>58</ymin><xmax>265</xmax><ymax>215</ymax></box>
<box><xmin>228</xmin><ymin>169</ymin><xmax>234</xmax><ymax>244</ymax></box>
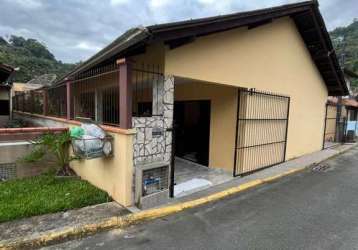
<box><xmin>1</xmin><ymin>144</ymin><xmax>355</xmax><ymax>249</ymax></box>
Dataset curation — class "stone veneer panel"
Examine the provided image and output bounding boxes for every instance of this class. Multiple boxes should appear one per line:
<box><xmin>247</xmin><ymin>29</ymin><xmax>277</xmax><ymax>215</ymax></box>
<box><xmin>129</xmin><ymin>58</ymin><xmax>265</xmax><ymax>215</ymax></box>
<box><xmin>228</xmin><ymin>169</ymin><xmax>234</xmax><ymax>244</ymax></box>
<box><xmin>132</xmin><ymin>75</ymin><xmax>174</xmax><ymax>166</ymax></box>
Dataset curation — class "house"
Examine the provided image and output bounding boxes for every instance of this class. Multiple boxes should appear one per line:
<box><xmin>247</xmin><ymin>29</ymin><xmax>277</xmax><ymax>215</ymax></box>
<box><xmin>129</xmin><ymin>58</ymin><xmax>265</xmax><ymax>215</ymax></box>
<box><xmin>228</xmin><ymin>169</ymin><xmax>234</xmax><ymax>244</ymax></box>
<box><xmin>0</xmin><ymin>63</ymin><xmax>16</xmax><ymax>126</ymax></box>
<box><xmin>344</xmin><ymin>68</ymin><xmax>358</xmax><ymax>95</ymax></box>
<box><xmin>12</xmin><ymin>82</ymin><xmax>44</xmax><ymax>95</ymax></box>
<box><xmin>13</xmin><ymin>1</ymin><xmax>348</xmax><ymax>208</ymax></box>
<box><xmin>323</xmin><ymin>69</ymin><xmax>358</xmax><ymax>147</ymax></box>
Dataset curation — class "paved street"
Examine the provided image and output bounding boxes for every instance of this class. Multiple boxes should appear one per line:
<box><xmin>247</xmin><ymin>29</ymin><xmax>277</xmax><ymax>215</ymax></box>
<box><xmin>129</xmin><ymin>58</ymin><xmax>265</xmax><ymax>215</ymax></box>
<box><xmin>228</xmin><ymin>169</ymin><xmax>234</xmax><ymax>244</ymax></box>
<box><xmin>45</xmin><ymin>146</ymin><xmax>358</xmax><ymax>250</ymax></box>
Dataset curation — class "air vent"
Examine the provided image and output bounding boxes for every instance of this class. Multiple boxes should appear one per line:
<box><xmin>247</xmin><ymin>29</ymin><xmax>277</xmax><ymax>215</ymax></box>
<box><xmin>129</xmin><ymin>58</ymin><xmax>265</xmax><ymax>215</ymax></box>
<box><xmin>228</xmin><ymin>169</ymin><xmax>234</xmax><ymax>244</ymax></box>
<box><xmin>142</xmin><ymin>165</ymin><xmax>169</xmax><ymax>196</ymax></box>
<box><xmin>0</xmin><ymin>163</ymin><xmax>16</xmax><ymax>181</ymax></box>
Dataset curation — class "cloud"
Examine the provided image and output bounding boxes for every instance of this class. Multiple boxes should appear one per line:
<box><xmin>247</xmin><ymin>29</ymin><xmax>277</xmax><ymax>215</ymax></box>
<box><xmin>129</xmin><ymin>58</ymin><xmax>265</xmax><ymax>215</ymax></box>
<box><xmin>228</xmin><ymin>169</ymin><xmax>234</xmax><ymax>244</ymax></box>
<box><xmin>149</xmin><ymin>0</ymin><xmax>171</xmax><ymax>8</ymax></box>
<box><xmin>0</xmin><ymin>0</ymin><xmax>356</xmax><ymax>63</ymax></box>
<box><xmin>74</xmin><ymin>41</ymin><xmax>103</xmax><ymax>52</ymax></box>
<box><xmin>5</xmin><ymin>0</ymin><xmax>42</xmax><ymax>9</ymax></box>
<box><xmin>110</xmin><ymin>0</ymin><xmax>129</xmax><ymax>6</ymax></box>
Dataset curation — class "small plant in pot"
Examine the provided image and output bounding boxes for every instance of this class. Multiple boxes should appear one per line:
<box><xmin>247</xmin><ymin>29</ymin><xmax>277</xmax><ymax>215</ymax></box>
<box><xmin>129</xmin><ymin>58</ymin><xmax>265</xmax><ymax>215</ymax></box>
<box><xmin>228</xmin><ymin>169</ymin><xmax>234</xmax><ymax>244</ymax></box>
<box><xmin>22</xmin><ymin>131</ymin><xmax>78</xmax><ymax>177</ymax></box>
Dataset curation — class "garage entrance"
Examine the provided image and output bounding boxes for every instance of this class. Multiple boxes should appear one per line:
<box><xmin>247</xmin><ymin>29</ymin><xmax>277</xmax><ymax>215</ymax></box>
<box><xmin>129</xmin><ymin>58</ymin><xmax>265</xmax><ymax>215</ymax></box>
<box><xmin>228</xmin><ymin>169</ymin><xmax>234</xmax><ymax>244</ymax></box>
<box><xmin>234</xmin><ymin>89</ymin><xmax>290</xmax><ymax>176</ymax></box>
<box><xmin>174</xmin><ymin>100</ymin><xmax>210</xmax><ymax>166</ymax></box>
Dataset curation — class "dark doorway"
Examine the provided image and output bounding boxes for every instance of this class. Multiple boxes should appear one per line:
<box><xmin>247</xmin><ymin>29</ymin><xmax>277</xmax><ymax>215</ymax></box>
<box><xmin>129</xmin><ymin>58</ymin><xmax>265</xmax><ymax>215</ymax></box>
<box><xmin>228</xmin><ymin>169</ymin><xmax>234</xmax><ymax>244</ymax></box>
<box><xmin>174</xmin><ymin>100</ymin><xmax>210</xmax><ymax>166</ymax></box>
<box><xmin>0</xmin><ymin>100</ymin><xmax>9</xmax><ymax>115</ymax></box>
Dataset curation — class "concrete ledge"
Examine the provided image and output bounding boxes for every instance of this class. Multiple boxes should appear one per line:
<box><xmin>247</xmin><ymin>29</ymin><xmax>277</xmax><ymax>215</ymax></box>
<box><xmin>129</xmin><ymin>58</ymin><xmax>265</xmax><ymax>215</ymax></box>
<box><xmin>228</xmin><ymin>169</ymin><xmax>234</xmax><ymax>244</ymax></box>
<box><xmin>0</xmin><ymin>127</ymin><xmax>68</xmax><ymax>142</ymax></box>
<box><xmin>0</xmin><ymin>143</ymin><xmax>355</xmax><ymax>249</ymax></box>
<box><xmin>13</xmin><ymin>111</ymin><xmax>136</xmax><ymax>135</ymax></box>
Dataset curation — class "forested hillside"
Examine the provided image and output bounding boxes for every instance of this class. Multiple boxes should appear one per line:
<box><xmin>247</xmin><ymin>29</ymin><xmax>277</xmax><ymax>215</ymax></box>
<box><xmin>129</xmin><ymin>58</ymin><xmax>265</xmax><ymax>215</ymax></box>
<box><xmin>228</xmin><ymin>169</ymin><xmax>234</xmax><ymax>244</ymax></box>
<box><xmin>0</xmin><ymin>35</ymin><xmax>75</xmax><ymax>83</ymax></box>
<box><xmin>330</xmin><ymin>19</ymin><xmax>358</xmax><ymax>86</ymax></box>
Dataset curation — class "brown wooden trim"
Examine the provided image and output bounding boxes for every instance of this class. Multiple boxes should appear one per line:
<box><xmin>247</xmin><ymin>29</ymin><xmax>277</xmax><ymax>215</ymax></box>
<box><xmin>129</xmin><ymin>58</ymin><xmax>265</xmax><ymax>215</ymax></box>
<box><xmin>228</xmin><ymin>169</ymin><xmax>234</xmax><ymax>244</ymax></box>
<box><xmin>43</xmin><ymin>90</ymin><xmax>48</xmax><ymax>116</ymax></box>
<box><xmin>118</xmin><ymin>58</ymin><xmax>133</xmax><ymax>129</ymax></box>
<box><xmin>308</xmin><ymin>9</ymin><xmax>344</xmax><ymax>94</ymax></box>
<box><xmin>66</xmin><ymin>80</ymin><xmax>71</xmax><ymax>120</ymax></box>
<box><xmin>0</xmin><ymin>127</ymin><xmax>67</xmax><ymax>134</ymax></box>
<box><xmin>0</xmin><ymin>133</ymin><xmax>53</xmax><ymax>142</ymax></box>
<box><xmin>13</xmin><ymin>111</ymin><xmax>135</xmax><ymax>135</ymax></box>
<box><xmin>0</xmin><ymin>127</ymin><xmax>68</xmax><ymax>142</ymax></box>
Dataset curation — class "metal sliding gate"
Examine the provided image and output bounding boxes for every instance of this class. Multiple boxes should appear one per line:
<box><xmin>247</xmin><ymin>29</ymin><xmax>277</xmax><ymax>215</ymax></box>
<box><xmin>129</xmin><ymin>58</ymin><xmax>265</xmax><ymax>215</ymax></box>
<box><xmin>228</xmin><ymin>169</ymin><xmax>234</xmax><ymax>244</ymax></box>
<box><xmin>234</xmin><ymin>89</ymin><xmax>290</xmax><ymax>176</ymax></box>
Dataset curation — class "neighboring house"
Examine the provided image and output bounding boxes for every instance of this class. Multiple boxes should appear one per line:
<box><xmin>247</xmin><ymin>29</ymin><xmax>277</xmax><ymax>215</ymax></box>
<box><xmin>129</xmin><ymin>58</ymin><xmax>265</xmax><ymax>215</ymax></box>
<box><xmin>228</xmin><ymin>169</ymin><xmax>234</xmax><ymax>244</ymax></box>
<box><xmin>0</xmin><ymin>63</ymin><xmax>16</xmax><ymax>126</ymax></box>
<box><xmin>323</xmin><ymin>69</ymin><xmax>358</xmax><ymax>147</ymax></box>
<box><xmin>344</xmin><ymin>68</ymin><xmax>358</xmax><ymax>95</ymax></box>
<box><xmin>12</xmin><ymin>82</ymin><xmax>44</xmax><ymax>95</ymax></box>
<box><xmin>13</xmin><ymin>1</ymin><xmax>348</xmax><ymax>208</ymax></box>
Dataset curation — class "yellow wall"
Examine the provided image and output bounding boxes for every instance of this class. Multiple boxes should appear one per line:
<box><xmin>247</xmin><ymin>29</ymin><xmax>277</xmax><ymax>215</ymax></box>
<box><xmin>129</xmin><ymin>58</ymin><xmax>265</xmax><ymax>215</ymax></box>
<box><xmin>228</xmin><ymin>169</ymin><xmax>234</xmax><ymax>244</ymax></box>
<box><xmin>165</xmin><ymin>17</ymin><xmax>328</xmax><ymax>161</ymax></box>
<box><xmin>175</xmin><ymin>82</ymin><xmax>237</xmax><ymax>172</ymax></box>
<box><xmin>70</xmin><ymin>129</ymin><xmax>135</xmax><ymax>206</ymax></box>
<box><xmin>13</xmin><ymin>112</ymin><xmax>135</xmax><ymax>207</ymax></box>
<box><xmin>130</xmin><ymin>43</ymin><xmax>165</xmax><ymax>70</ymax></box>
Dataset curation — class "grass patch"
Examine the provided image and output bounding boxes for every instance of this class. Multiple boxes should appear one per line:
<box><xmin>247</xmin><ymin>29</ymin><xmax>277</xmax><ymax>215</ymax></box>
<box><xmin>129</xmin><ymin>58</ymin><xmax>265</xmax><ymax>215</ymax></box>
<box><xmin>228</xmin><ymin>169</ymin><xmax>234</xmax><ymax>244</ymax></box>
<box><xmin>0</xmin><ymin>173</ymin><xmax>110</xmax><ymax>223</ymax></box>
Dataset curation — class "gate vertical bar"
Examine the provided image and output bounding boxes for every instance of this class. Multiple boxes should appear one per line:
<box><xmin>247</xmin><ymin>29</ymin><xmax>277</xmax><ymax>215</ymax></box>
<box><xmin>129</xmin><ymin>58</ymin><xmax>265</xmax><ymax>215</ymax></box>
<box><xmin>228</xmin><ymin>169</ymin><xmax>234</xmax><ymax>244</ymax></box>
<box><xmin>233</xmin><ymin>88</ymin><xmax>241</xmax><ymax>177</ymax></box>
<box><xmin>283</xmin><ymin>97</ymin><xmax>290</xmax><ymax>161</ymax></box>
<box><xmin>322</xmin><ymin>103</ymin><xmax>328</xmax><ymax>150</ymax></box>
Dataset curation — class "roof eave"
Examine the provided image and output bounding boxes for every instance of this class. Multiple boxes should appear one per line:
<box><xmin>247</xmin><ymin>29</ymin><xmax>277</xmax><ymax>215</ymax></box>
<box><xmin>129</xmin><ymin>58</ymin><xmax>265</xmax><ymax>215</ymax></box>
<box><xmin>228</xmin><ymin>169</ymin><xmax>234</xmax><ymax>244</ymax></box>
<box><xmin>55</xmin><ymin>27</ymin><xmax>150</xmax><ymax>85</ymax></box>
<box><xmin>55</xmin><ymin>0</ymin><xmax>348</xmax><ymax>96</ymax></box>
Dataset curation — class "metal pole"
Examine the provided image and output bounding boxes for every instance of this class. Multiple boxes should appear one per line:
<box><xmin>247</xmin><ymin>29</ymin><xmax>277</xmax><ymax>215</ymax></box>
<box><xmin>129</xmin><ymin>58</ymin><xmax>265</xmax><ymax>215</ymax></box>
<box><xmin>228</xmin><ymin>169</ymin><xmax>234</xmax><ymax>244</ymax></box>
<box><xmin>355</xmin><ymin>110</ymin><xmax>358</xmax><ymax>139</ymax></box>
<box><xmin>169</xmin><ymin>126</ymin><xmax>176</xmax><ymax>198</ymax></box>
<box><xmin>322</xmin><ymin>103</ymin><xmax>328</xmax><ymax>150</ymax></box>
<box><xmin>233</xmin><ymin>88</ymin><xmax>240</xmax><ymax>177</ymax></box>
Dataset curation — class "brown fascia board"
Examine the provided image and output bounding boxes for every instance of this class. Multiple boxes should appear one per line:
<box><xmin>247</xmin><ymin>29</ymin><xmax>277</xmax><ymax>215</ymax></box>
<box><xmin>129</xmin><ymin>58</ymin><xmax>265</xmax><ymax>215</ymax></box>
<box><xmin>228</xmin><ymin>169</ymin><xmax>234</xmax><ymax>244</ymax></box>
<box><xmin>147</xmin><ymin>2</ymin><xmax>347</xmax><ymax>96</ymax></box>
<box><xmin>58</xmin><ymin>1</ymin><xmax>315</xmax><ymax>85</ymax></box>
<box><xmin>57</xmin><ymin>0</ymin><xmax>348</xmax><ymax>95</ymax></box>
<box><xmin>0</xmin><ymin>63</ymin><xmax>14</xmax><ymax>74</ymax></box>
<box><xmin>56</xmin><ymin>27</ymin><xmax>150</xmax><ymax>85</ymax></box>
<box><xmin>310</xmin><ymin>5</ymin><xmax>348</xmax><ymax>95</ymax></box>
<box><xmin>344</xmin><ymin>68</ymin><xmax>358</xmax><ymax>78</ymax></box>
<box><xmin>148</xmin><ymin>3</ymin><xmax>313</xmax><ymax>41</ymax></box>
<box><xmin>0</xmin><ymin>63</ymin><xmax>15</xmax><ymax>84</ymax></box>
<box><xmin>147</xmin><ymin>1</ymin><xmax>314</xmax><ymax>33</ymax></box>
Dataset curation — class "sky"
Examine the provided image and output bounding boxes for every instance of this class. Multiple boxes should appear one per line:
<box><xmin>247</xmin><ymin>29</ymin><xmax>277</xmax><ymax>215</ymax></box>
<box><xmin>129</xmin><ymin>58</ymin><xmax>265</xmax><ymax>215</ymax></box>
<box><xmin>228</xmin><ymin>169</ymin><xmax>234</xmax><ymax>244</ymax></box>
<box><xmin>0</xmin><ymin>0</ymin><xmax>356</xmax><ymax>63</ymax></box>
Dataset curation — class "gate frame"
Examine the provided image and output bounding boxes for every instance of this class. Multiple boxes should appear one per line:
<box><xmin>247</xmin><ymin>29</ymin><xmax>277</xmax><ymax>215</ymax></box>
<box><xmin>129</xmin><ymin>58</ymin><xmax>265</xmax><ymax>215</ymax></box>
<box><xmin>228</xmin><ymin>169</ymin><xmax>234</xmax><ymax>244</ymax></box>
<box><xmin>233</xmin><ymin>88</ymin><xmax>290</xmax><ymax>177</ymax></box>
<box><xmin>322</xmin><ymin>102</ymin><xmax>347</xmax><ymax>149</ymax></box>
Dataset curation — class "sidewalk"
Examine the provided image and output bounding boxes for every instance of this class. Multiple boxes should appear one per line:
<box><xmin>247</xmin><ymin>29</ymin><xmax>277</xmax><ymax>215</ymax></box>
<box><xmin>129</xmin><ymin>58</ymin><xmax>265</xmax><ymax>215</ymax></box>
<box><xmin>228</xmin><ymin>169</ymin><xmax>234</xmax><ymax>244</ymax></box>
<box><xmin>171</xmin><ymin>143</ymin><xmax>355</xmax><ymax>204</ymax></box>
<box><xmin>0</xmin><ymin>143</ymin><xmax>355</xmax><ymax>249</ymax></box>
<box><xmin>0</xmin><ymin>202</ymin><xmax>130</xmax><ymax>249</ymax></box>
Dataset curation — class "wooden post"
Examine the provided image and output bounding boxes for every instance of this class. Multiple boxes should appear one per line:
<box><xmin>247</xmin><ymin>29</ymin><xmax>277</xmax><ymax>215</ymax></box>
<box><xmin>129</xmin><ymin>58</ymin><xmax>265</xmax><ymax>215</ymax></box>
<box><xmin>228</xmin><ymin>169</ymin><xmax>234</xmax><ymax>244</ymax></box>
<box><xmin>117</xmin><ymin>58</ymin><xmax>132</xmax><ymax>129</ymax></box>
<box><xmin>21</xmin><ymin>93</ymin><xmax>25</xmax><ymax>112</ymax></box>
<box><xmin>43</xmin><ymin>90</ymin><xmax>48</xmax><ymax>116</ymax></box>
<box><xmin>30</xmin><ymin>91</ymin><xmax>35</xmax><ymax>113</ymax></box>
<box><xmin>66</xmin><ymin>80</ymin><xmax>71</xmax><ymax>120</ymax></box>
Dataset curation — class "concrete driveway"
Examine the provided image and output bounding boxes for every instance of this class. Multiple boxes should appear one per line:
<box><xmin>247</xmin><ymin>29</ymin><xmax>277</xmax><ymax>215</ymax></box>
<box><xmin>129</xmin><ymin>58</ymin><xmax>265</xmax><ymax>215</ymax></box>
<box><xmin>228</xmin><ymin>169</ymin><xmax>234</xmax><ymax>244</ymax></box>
<box><xmin>45</xmin><ymin>146</ymin><xmax>358</xmax><ymax>250</ymax></box>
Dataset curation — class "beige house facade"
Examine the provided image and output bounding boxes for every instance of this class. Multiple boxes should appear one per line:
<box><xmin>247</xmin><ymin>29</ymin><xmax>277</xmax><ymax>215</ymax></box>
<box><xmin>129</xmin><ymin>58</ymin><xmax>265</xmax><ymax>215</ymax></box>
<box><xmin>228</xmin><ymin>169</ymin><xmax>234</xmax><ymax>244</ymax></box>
<box><xmin>13</xmin><ymin>1</ymin><xmax>348</xmax><ymax>208</ymax></box>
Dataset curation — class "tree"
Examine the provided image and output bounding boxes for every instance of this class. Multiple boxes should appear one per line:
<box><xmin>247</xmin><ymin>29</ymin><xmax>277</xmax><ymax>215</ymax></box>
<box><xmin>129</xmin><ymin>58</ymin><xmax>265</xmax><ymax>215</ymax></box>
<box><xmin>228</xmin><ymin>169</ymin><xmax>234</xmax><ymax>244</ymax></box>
<box><xmin>0</xmin><ymin>35</ymin><xmax>75</xmax><ymax>82</ymax></box>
